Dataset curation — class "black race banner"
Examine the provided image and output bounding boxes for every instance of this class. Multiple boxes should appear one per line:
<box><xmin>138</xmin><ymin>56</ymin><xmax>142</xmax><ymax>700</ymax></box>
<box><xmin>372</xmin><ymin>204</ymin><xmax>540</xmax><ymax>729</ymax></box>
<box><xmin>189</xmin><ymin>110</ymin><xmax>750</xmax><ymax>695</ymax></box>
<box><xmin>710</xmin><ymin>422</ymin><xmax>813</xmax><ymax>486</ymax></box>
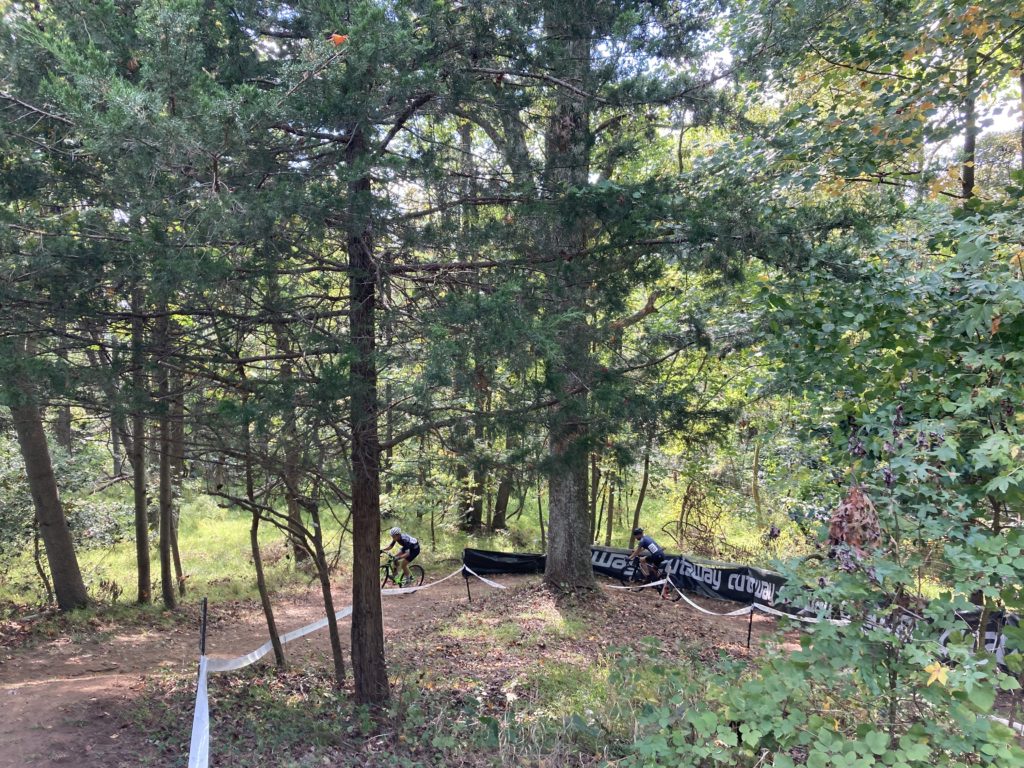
<box><xmin>463</xmin><ymin>546</ymin><xmax>786</xmax><ymax>607</ymax></box>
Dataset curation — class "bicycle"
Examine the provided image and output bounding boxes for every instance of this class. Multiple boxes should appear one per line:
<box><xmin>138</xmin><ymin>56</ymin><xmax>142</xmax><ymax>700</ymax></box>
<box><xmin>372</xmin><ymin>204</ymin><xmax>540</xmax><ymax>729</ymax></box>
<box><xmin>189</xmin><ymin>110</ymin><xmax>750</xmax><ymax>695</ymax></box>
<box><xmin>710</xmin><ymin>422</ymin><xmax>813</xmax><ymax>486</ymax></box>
<box><xmin>380</xmin><ymin>552</ymin><xmax>425</xmax><ymax>589</ymax></box>
<box><xmin>618</xmin><ymin>556</ymin><xmax>680</xmax><ymax>601</ymax></box>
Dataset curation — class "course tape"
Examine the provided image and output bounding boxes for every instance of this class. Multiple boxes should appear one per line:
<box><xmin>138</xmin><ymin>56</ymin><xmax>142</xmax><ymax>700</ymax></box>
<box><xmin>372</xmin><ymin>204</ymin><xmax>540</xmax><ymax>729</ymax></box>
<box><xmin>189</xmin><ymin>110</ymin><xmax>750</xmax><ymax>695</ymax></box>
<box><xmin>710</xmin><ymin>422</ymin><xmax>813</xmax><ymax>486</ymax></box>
<box><xmin>605</xmin><ymin>577</ymin><xmax>669</xmax><ymax>591</ymax></box>
<box><xmin>187</xmin><ymin>656</ymin><xmax>209</xmax><ymax>768</ymax></box>
<box><xmin>187</xmin><ymin>567</ymin><xmax>501</xmax><ymax>767</ymax></box>
<box><xmin>460</xmin><ymin>565</ymin><xmax>509</xmax><ymax>590</ymax></box>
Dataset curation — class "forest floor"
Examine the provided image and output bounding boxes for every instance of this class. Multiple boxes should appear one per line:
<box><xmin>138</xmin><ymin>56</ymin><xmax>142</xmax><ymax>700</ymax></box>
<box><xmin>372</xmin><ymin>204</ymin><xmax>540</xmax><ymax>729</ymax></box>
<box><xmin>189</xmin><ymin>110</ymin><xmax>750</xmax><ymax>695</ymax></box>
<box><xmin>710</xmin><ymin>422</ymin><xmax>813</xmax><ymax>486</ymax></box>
<box><xmin>0</xmin><ymin>569</ymin><xmax>789</xmax><ymax>768</ymax></box>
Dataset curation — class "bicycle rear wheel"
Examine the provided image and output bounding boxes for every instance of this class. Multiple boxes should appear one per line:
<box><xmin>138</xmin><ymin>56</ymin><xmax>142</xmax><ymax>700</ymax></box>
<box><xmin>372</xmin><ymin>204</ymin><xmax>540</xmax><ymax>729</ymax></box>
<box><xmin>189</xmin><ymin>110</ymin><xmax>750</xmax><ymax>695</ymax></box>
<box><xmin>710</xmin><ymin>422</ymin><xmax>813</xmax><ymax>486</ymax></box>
<box><xmin>408</xmin><ymin>564</ymin><xmax>425</xmax><ymax>587</ymax></box>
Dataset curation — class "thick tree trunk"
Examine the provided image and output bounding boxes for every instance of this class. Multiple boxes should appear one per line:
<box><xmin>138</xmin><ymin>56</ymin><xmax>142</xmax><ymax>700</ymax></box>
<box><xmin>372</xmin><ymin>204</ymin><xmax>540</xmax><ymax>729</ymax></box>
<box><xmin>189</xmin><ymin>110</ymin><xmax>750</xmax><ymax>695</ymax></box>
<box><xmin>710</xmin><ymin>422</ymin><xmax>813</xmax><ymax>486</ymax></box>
<box><xmin>541</xmin><ymin>4</ymin><xmax>595</xmax><ymax>590</ymax></box>
<box><xmin>492</xmin><ymin>471</ymin><xmax>512</xmax><ymax>530</ymax></box>
<box><xmin>155</xmin><ymin>308</ymin><xmax>176</xmax><ymax>609</ymax></box>
<box><xmin>8</xmin><ymin>344</ymin><xmax>88</xmax><ymax>611</ymax></box>
<box><xmin>130</xmin><ymin>290</ymin><xmax>151</xmax><ymax>604</ymax></box>
<box><xmin>347</xmin><ymin>126</ymin><xmax>389</xmax><ymax>705</ymax></box>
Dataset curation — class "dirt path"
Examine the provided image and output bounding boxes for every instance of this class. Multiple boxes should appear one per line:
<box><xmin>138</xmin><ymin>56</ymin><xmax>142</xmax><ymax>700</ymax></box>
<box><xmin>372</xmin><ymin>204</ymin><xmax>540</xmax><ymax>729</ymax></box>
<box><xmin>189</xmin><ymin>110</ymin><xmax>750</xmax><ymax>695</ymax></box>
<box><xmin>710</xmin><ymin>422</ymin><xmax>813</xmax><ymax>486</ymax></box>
<box><xmin>0</xmin><ymin>573</ymin><xmax>783</xmax><ymax>767</ymax></box>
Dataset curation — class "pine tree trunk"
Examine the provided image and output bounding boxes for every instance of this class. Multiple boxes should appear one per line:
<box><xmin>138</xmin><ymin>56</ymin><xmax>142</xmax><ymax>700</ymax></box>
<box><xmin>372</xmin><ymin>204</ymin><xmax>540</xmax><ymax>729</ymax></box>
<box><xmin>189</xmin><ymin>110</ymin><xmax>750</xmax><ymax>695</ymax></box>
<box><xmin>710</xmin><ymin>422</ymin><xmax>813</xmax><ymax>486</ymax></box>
<box><xmin>604</xmin><ymin>472</ymin><xmax>615</xmax><ymax>547</ymax></box>
<box><xmin>53</xmin><ymin>405</ymin><xmax>73</xmax><ymax>453</ymax></box>
<box><xmin>492</xmin><ymin>472</ymin><xmax>512</xmax><ymax>530</ymax></box>
<box><xmin>631</xmin><ymin>448</ymin><xmax>650</xmax><ymax>546</ymax></box>
<box><xmin>53</xmin><ymin>321</ymin><xmax>73</xmax><ymax>453</ymax></box>
<box><xmin>541</xmin><ymin>4</ymin><xmax>595</xmax><ymax>590</ymax></box>
<box><xmin>130</xmin><ymin>290</ymin><xmax>151</xmax><ymax>604</ymax></box>
<box><xmin>347</xmin><ymin>126</ymin><xmax>389</xmax><ymax>705</ymax></box>
<box><xmin>271</xmin><ymin>304</ymin><xmax>309</xmax><ymax>567</ymax></box>
<box><xmin>155</xmin><ymin>308</ymin><xmax>176</xmax><ymax>609</ymax></box>
<box><xmin>8</xmin><ymin>341</ymin><xmax>88</xmax><ymax>611</ymax></box>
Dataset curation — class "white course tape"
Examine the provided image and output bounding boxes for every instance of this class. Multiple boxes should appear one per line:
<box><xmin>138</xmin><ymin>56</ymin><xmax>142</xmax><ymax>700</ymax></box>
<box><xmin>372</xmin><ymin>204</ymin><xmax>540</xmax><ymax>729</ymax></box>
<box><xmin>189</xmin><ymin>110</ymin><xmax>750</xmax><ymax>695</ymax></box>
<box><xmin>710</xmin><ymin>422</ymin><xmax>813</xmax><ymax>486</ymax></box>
<box><xmin>605</xmin><ymin>577</ymin><xmax>669</xmax><ymax>591</ymax></box>
<box><xmin>207</xmin><ymin>606</ymin><xmax>355</xmax><ymax>673</ymax></box>
<box><xmin>667</xmin><ymin>584</ymin><xmax>755</xmax><ymax>617</ymax></box>
<box><xmin>461</xmin><ymin>565</ymin><xmax>508</xmax><ymax>590</ymax></box>
<box><xmin>381</xmin><ymin>565</ymin><xmax>466</xmax><ymax>595</ymax></box>
<box><xmin>752</xmin><ymin>602</ymin><xmax>850</xmax><ymax>626</ymax></box>
<box><xmin>186</xmin><ymin>656</ymin><xmax>209</xmax><ymax>768</ymax></box>
<box><xmin>188</xmin><ymin>565</ymin><xmax>508</xmax><ymax>767</ymax></box>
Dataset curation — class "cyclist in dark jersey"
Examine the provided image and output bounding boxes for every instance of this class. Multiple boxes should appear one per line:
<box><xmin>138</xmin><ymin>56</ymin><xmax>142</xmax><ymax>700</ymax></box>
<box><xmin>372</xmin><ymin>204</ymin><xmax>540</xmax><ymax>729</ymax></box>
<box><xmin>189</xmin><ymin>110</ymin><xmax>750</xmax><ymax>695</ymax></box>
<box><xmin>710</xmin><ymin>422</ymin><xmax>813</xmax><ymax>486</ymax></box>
<box><xmin>381</xmin><ymin>526</ymin><xmax>420</xmax><ymax>586</ymax></box>
<box><xmin>629</xmin><ymin>527</ymin><xmax>668</xmax><ymax>589</ymax></box>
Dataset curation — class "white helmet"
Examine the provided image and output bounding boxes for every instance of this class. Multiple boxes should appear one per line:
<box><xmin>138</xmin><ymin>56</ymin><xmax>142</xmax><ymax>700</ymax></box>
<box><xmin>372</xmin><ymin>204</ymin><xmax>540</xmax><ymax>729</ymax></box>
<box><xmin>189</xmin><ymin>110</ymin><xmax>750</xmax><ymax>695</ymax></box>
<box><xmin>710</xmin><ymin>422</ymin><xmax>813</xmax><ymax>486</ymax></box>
<box><xmin>389</xmin><ymin>526</ymin><xmax>401</xmax><ymax>536</ymax></box>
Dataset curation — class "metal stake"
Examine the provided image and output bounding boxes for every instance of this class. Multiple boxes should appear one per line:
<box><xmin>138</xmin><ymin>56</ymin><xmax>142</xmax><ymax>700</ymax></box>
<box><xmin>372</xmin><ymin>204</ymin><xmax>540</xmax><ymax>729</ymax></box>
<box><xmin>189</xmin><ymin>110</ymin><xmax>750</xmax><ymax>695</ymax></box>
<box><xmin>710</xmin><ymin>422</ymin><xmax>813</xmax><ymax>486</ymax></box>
<box><xmin>464</xmin><ymin>570</ymin><xmax>472</xmax><ymax>602</ymax></box>
<box><xmin>200</xmin><ymin>596</ymin><xmax>208</xmax><ymax>655</ymax></box>
<box><xmin>746</xmin><ymin>604</ymin><xmax>754</xmax><ymax>648</ymax></box>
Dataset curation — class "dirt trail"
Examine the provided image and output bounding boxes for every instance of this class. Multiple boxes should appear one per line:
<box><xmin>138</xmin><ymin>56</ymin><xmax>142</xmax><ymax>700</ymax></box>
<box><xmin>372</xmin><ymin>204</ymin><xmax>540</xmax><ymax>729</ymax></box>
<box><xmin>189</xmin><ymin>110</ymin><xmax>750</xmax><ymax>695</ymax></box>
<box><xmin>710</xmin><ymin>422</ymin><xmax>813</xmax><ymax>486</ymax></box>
<box><xmin>0</xmin><ymin>574</ymin><xmax>782</xmax><ymax>768</ymax></box>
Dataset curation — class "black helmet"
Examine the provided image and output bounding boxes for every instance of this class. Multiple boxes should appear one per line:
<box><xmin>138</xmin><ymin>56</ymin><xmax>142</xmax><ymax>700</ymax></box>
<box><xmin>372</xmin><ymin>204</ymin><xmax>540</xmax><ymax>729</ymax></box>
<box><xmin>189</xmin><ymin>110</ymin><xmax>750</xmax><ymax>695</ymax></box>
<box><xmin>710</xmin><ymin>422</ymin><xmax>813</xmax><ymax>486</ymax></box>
<box><xmin>632</xmin><ymin>527</ymin><xmax>643</xmax><ymax>537</ymax></box>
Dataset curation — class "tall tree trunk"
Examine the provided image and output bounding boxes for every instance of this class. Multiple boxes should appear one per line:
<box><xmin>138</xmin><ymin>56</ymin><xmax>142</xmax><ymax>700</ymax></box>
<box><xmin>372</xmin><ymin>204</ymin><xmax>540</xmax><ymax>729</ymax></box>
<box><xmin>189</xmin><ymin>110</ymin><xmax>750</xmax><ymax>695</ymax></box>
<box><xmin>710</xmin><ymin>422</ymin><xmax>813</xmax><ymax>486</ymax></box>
<box><xmin>53</xmin><ymin>320</ymin><xmax>73</xmax><ymax>453</ymax></box>
<box><xmin>542</xmin><ymin>4</ymin><xmax>594</xmax><ymax>589</ymax></box>
<box><xmin>130</xmin><ymin>289</ymin><xmax>151</xmax><ymax>604</ymax></box>
<box><xmin>308</xmin><ymin>500</ymin><xmax>346</xmax><ymax>688</ymax></box>
<box><xmin>53</xmin><ymin>404</ymin><xmax>72</xmax><ymax>453</ymax></box>
<box><xmin>7</xmin><ymin>341</ymin><xmax>88</xmax><ymax>611</ymax></box>
<box><xmin>270</xmin><ymin>289</ymin><xmax>309</xmax><ymax>567</ymax></box>
<box><xmin>604</xmin><ymin>471</ymin><xmax>615</xmax><ymax>547</ymax></box>
<box><xmin>631</xmin><ymin>447</ymin><xmax>650</xmax><ymax>546</ymax></box>
<box><xmin>492</xmin><ymin>471</ymin><xmax>512</xmax><ymax>530</ymax></box>
<box><xmin>347</xmin><ymin>126</ymin><xmax>389</xmax><ymax>705</ymax></box>
<box><xmin>169</xmin><ymin>355</ymin><xmax>185</xmax><ymax>596</ymax></box>
<box><xmin>155</xmin><ymin>307</ymin><xmax>176</xmax><ymax>609</ymax></box>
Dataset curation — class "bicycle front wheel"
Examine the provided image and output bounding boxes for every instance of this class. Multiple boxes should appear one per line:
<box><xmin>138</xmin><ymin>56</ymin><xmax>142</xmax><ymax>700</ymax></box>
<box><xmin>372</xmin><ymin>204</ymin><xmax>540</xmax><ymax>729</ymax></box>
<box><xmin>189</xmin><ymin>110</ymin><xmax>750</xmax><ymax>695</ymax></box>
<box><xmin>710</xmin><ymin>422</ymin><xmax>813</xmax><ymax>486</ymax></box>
<box><xmin>380</xmin><ymin>565</ymin><xmax>392</xmax><ymax>588</ymax></box>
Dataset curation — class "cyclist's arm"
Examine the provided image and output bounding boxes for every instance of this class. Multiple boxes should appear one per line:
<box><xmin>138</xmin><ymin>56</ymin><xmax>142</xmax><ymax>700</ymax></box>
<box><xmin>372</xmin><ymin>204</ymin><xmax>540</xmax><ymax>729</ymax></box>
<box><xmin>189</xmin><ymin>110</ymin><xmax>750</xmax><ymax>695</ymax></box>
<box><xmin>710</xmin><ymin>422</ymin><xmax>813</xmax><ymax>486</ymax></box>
<box><xmin>381</xmin><ymin>541</ymin><xmax>396</xmax><ymax>552</ymax></box>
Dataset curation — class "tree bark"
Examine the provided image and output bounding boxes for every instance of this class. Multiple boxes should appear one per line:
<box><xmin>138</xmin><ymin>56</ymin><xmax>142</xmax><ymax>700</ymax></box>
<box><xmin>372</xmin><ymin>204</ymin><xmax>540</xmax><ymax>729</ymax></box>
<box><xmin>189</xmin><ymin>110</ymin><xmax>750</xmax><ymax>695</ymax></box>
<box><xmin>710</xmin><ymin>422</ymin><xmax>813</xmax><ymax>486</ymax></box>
<box><xmin>542</xmin><ymin>4</ymin><xmax>595</xmax><ymax>590</ymax></box>
<box><xmin>631</xmin><ymin>447</ymin><xmax>650</xmax><ymax>546</ymax></box>
<box><xmin>347</xmin><ymin>125</ymin><xmax>389</xmax><ymax>705</ymax></box>
<box><xmin>130</xmin><ymin>289</ymin><xmax>151</xmax><ymax>604</ymax></box>
<box><xmin>155</xmin><ymin>307</ymin><xmax>176</xmax><ymax>609</ymax></box>
<box><xmin>492</xmin><ymin>471</ymin><xmax>512</xmax><ymax>530</ymax></box>
<box><xmin>8</xmin><ymin>341</ymin><xmax>88</xmax><ymax>611</ymax></box>
<box><xmin>604</xmin><ymin>471</ymin><xmax>615</xmax><ymax>547</ymax></box>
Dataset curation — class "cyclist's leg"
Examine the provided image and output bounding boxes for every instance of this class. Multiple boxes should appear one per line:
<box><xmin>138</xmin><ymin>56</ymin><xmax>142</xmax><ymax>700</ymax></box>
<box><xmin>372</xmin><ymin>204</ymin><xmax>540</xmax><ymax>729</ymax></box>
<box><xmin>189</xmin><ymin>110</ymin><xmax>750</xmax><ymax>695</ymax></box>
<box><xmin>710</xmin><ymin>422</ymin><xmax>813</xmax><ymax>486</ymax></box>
<box><xmin>396</xmin><ymin>549</ymin><xmax>411</xmax><ymax>582</ymax></box>
<box><xmin>638</xmin><ymin>555</ymin><xmax>652</xmax><ymax>578</ymax></box>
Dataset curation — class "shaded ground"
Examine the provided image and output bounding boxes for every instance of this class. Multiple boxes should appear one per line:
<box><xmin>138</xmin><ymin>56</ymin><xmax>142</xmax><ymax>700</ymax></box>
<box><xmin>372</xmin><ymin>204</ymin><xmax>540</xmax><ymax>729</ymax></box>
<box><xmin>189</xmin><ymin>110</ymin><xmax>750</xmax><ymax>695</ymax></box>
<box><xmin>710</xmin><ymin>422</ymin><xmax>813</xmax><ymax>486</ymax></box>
<box><xmin>0</xmin><ymin>571</ymin><xmax>786</xmax><ymax>768</ymax></box>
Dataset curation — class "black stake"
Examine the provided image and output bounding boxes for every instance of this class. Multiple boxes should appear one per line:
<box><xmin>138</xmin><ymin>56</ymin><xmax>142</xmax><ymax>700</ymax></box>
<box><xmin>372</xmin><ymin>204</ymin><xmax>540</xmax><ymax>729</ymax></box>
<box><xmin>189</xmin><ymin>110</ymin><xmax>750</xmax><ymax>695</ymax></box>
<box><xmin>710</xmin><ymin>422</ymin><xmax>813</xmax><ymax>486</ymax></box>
<box><xmin>200</xmin><ymin>596</ymin><xmax>208</xmax><ymax>656</ymax></box>
<box><xmin>464</xmin><ymin>570</ymin><xmax>472</xmax><ymax>602</ymax></box>
<box><xmin>746</xmin><ymin>604</ymin><xmax>754</xmax><ymax>648</ymax></box>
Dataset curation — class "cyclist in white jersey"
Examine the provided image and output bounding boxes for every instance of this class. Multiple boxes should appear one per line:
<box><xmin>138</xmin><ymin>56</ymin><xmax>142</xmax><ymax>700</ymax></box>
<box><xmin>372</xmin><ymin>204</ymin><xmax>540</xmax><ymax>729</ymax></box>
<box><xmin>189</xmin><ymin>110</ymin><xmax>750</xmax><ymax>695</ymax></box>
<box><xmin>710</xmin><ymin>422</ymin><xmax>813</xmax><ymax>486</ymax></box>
<box><xmin>381</xmin><ymin>527</ymin><xmax>420</xmax><ymax>586</ymax></box>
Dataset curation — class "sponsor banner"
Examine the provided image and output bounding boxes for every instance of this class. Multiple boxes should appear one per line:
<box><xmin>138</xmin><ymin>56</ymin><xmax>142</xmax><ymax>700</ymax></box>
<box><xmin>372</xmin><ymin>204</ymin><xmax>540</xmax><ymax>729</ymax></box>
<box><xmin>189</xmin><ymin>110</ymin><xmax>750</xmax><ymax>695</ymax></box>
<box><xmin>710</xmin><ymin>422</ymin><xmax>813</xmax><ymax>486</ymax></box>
<box><xmin>590</xmin><ymin>546</ymin><xmax>787</xmax><ymax>606</ymax></box>
<box><xmin>465</xmin><ymin>546</ymin><xmax>788</xmax><ymax>607</ymax></box>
